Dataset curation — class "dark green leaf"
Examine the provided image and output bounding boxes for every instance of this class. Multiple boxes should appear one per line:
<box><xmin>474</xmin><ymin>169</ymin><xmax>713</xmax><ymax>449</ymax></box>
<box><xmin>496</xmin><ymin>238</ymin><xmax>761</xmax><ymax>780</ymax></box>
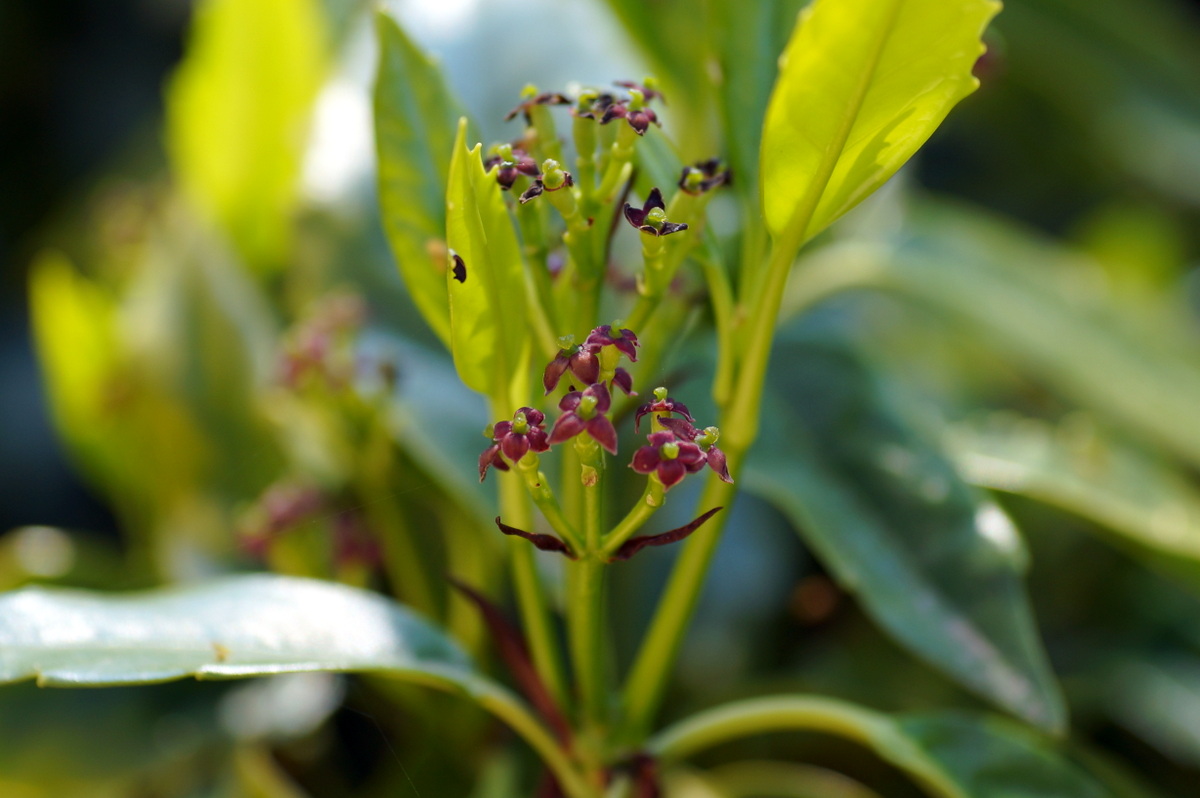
<box><xmin>745</xmin><ymin>335</ymin><xmax>1064</xmax><ymax>731</ymax></box>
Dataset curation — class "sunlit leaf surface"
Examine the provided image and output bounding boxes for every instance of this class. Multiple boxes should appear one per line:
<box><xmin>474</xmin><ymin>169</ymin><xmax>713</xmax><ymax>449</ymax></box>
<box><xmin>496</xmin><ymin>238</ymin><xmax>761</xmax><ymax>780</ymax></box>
<box><xmin>0</xmin><ymin>575</ymin><xmax>473</xmax><ymax>687</ymax></box>
<box><xmin>761</xmin><ymin>0</ymin><xmax>997</xmax><ymax>242</ymax></box>
<box><xmin>445</xmin><ymin>119</ymin><xmax>529</xmax><ymax>404</ymax></box>
<box><xmin>747</xmin><ymin>334</ymin><xmax>1064</xmax><ymax>731</ymax></box>
<box><xmin>374</xmin><ymin>11</ymin><xmax>465</xmax><ymax>346</ymax></box>
<box><xmin>166</xmin><ymin>0</ymin><xmax>326</xmax><ymax>271</ymax></box>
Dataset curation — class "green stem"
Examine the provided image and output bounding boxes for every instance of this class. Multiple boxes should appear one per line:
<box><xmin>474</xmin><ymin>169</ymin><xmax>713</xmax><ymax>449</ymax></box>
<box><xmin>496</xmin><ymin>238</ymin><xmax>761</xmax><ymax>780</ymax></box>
<box><xmin>600</xmin><ymin>479</ymin><xmax>664</xmax><ymax>558</ymax></box>
<box><xmin>499</xmin><ymin>464</ymin><xmax>570</xmax><ymax>708</ymax></box>
<box><xmin>647</xmin><ymin>695</ymin><xmax>963</xmax><ymax>798</ymax></box>
<box><xmin>569</xmin><ymin>436</ymin><xmax>608</xmax><ymax>729</ymax></box>
<box><xmin>516</xmin><ymin>453</ymin><xmax>584</xmax><ymax>555</ymax></box>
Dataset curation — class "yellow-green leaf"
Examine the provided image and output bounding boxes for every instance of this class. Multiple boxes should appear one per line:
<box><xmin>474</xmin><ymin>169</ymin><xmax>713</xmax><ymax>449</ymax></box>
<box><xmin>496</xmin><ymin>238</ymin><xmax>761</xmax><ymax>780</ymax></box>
<box><xmin>373</xmin><ymin>11</ymin><xmax>466</xmax><ymax>347</ymax></box>
<box><xmin>445</xmin><ymin>119</ymin><xmax>529</xmax><ymax>405</ymax></box>
<box><xmin>761</xmin><ymin>0</ymin><xmax>998</xmax><ymax>244</ymax></box>
<box><xmin>166</xmin><ymin>0</ymin><xmax>327</xmax><ymax>272</ymax></box>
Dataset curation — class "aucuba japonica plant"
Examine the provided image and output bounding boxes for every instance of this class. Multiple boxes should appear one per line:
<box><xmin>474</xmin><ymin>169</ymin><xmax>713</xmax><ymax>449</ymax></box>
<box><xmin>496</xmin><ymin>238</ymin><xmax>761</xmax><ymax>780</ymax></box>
<box><xmin>15</xmin><ymin>0</ymin><xmax>1185</xmax><ymax>794</ymax></box>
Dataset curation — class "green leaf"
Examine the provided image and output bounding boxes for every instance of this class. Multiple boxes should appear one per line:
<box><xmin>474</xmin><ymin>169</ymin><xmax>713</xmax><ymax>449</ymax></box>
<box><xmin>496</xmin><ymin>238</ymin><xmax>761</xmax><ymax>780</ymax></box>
<box><xmin>166</xmin><ymin>0</ymin><xmax>327</xmax><ymax>272</ymax></box>
<box><xmin>760</xmin><ymin>0</ymin><xmax>998</xmax><ymax>243</ymax></box>
<box><xmin>0</xmin><ymin>574</ymin><xmax>471</xmax><ymax>687</ymax></box>
<box><xmin>651</xmin><ymin>696</ymin><xmax>1106</xmax><ymax>798</ymax></box>
<box><xmin>947</xmin><ymin>414</ymin><xmax>1200</xmax><ymax>580</ymax></box>
<box><xmin>746</xmin><ymin>334</ymin><xmax>1064</xmax><ymax>731</ymax></box>
<box><xmin>374</xmin><ymin>11</ymin><xmax>466</xmax><ymax>347</ymax></box>
<box><xmin>445</xmin><ymin>118</ymin><xmax>530</xmax><ymax>404</ymax></box>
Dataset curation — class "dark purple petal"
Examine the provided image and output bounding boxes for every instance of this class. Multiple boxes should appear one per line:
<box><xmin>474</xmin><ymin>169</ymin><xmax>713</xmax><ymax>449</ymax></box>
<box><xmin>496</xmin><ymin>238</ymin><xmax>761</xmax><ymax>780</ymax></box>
<box><xmin>520</xmin><ymin>407</ymin><xmax>545</xmax><ymax>426</ymax></box>
<box><xmin>634</xmin><ymin>403</ymin><xmax>652</xmax><ymax>433</ymax></box>
<box><xmin>451</xmin><ymin>252</ymin><xmax>467</xmax><ymax>282</ymax></box>
<box><xmin>601</xmin><ymin>103</ymin><xmax>627</xmax><ymax>124</ymax></box>
<box><xmin>570</xmin><ymin>349</ymin><xmax>599</xmax><ymax>384</ymax></box>
<box><xmin>585</xmin><ymin>381</ymin><xmax>612</xmax><ymax>413</ymax></box>
<box><xmin>549</xmin><ymin>412</ymin><xmax>586</xmax><ymax>444</ymax></box>
<box><xmin>587</xmin><ymin>415</ymin><xmax>619</xmax><ymax>455</ymax></box>
<box><xmin>543</xmin><ymin>354</ymin><xmax>570</xmax><ymax>394</ymax></box>
<box><xmin>493</xmin><ymin>420</ymin><xmax>513</xmax><ymax>438</ymax></box>
<box><xmin>676</xmin><ymin>442</ymin><xmax>705</xmax><ymax>466</ymax></box>
<box><xmin>657</xmin><ymin>458</ymin><xmax>687</xmax><ymax>488</ymax></box>
<box><xmin>613</xmin><ymin>367</ymin><xmax>635</xmax><ymax>396</ymax></box>
<box><xmin>527</xmin><ymin>427</ymin><xmax>550</xmax><ymax>452</ymax></box>
<box><xmin>519</xmin><ymin>182</ymin><xmax>544</xmax><ymax>204</ymax></box>
<box><xmin>631</xmin><ymin>446</ymin><xmax>661</xmax><ymax>474</ymax></box>
<box><xmin>706</xmin><ymin>445</ymin><xmax>733</xmax><ymax>483</ymax></box>
<box><xmin>658</xmin><ymin>221</ymin><xmax>689</xmax><ymax>236</ymax></box>
<box><xmin>647</xmin><ymin>431</ymin><xmax>676</xmax><ymax>447</ymax></box>
<box><xmin>610</xmin><ymin>507</ymin><xmax>723</xmax><ymax>562</ymax></box>
<box><xmin>613</xmin><ymin>336</ymin><xmax>638</xmax><ymax>362</ymax></box>
<box><xmin>659</xmin><ymin>417</ymin><xmax>700</xmax><ymax>440</ymax></box>
<box><xmin>623</xmin><ymin>202</ymin><xmax>647</xmax><ymax>229</ymax></box>
<box><xmin>644</xmin><ymin>187</ymin><xmax>665</xmax><ymax>213</ymax></box>
<box><xmin>479</xmin><ymin>444</ymin><xmax>508</xmax><ymax>482</ymax></box>
<box><xmin>558</xmin><ymin>391</ymin><xmax>582</xmax><ymax>412</ymax></box>
<box><xmin>501</xmin><ymin>433</ymin><xmax>530</xmax><ymax>463</ymax></box>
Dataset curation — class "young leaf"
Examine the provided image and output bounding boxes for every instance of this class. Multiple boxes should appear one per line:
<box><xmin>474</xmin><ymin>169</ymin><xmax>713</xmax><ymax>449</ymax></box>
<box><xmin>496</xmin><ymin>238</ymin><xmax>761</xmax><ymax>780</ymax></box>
<box><xmin>445</xmin><ymin>118</ymin><xmax>530</xmax><ymax>404</ymax></box>
<box><xmin>746</xmin><ymin>335</ymin><xmax>1064</xmax><ymax>732</ymax></box>
<box><xmin>374</xmin><ymin>11</ymin><xmax>466</xmax><ymax>346</ymax></box>
<box><xmin>651</xmin><ymin>697</ymin><xmax>1107</xmax><ymax>798</ymax></box>
<box><xmin>166</xmin><ymin>0</ymin><xmax>327</xmax><ymax>272</ymax></box>
<box><xmin>760</xmin><ymin>0</ymin><xmax>998</xmax><ymax>244</ymax></box>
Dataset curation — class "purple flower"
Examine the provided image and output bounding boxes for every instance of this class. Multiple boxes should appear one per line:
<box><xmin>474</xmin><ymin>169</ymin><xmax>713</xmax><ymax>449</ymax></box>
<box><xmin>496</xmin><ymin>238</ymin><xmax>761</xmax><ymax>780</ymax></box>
<box><xmin>548</xmin><ymin>383</ymin><xmax>619</xmax><ymax>454</ymax></box>
<box><xmin>678</xmin><ymin>158</ymin><xmax>731</xmax><ymax>196</ymax></box>
<box><xmin>630</xmin><ymin>430</ymin><xmax>705</xmax><ymax>490</ymax></box>
<box><xmin>479</xmin><ymin>408</ymin><xmax>550</xmax><ymax>481</ymax></box>
<box><xmin>543</xmin><ymin>343</ymin><xmax>600</xmax><ymax>394</ymax></box>
<box><xmin>601</xmin><ymin>100</ymin><xmax>659</xmax><ymax>136</ymax></box>
<box><xmin>657</xmin><ymin>418</ymin><xmax>733</xmax><ymax>484</ymax></box>
<box><xmin>518</xmin><ymin>159</ymin><xmax>575</xmax><ymax>204</ymax></box>
<box><xmin>623</xmin><ymin>188</ymin><xmax>688</xmax><ymax>236</ymax></box>
<box><xmin>585</xmin><ymin>324</ymin><xmax>639</xmax><ymax>363</ymax></box>
<box><xmin>484</xmin><ymin>143</ymin><xmax>540</xmax><ymax>191</ymax></box>
<box><xmin>634</xmin><ymin>387</ymin><xmax>694</xmax><ymax>433</ymax></box>
<box><xmin>504</xmin><ymin>90</ymin><xmax>571</xmax><ymax>124</ymax></box>
<box><xmin>614</xmin><ymin>78</ymin><xmax>666</xmax><ymax>104</ymax></box>
<box><xmin>571</xmin><ymin>89</ymin><xmax>617</xmax><ymax>120</ymax></box>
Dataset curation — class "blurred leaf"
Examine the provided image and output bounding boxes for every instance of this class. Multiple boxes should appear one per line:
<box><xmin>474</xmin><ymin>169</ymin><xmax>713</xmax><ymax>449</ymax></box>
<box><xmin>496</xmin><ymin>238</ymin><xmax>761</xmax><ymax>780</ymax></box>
<box><xmin>706</xmin><ymin>760</ymin><xmax>882</xmax><ymax>798</ymax></box>
<box><xmin>0</xmin><ymin>574</ymin><xmax>473</xmax><ymax>687</ymax></box>
<box><xmin>1106</xmin><ymin>656</ymin><xmax>1200</xmax><ymax>771</ymax></box>
<box><xmin>788</xmin><ymin>201</ymin><xmax>1200</xmax><ymax>471</ymax></box>
<box><xmin>947</xmin><ymin>414</ymin><xmax>1200</xmax><ymax>582</ymax></box>
<box><xmin>653</xmin><ymin>696</ymin><xmax>1105</xmax><ymax>797</ymax></box>
<box><xmin>746</xmin><ymin>335</ymin><xmax>1064</xmax><ymax>731</ymax></box>
<box><xmin>760</xmin><ymin>0</ymin><xmax>997</xmax><ymax>243</ymax></box>
<box><xmin>374</xmin><ymin>11</ymin><xmax>466</xmax><ymax>347</ymax></box>
<box><xmin>445</xmin><ymin>119</ymin><xmax>530</xmax><ymax>405</ymax></box>
<box><xmin>166</xmin><ymin>0</ymin><xmax>327</xmax><ymax>271</ymax></box>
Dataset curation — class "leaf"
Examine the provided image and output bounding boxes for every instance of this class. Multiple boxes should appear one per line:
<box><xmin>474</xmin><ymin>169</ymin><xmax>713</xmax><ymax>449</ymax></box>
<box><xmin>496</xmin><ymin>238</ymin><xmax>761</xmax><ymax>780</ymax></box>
<box><xmin>947</xmin><ymin>414</ymin><xmax>1200</xmax><ymax>578</ymax></box>
<box><xmin>445</xmin><ymin>118</ymin><xmax>530</xmax><ymax>404</ymax></box>
<box><xmin>760</xmin><ymin>0</ymin><xmax>998</xmax><ymax>243</ymax></box>
<box><xmin>745</xmin><ymin>334</ymin><xmax>1064</xmax><ymax>731</ymax></box>
<box><xmin>373</xmin><ymin>11</ymin><xmax>466</xmax><ymax>347</ymax></box>
<box><xmin>166</xmin><ymin>0</ymin><xmax>326</xmax><ymax>271</ymax></box>
<box><xmin>652</xmin><ymin>696</ymin><xmax>1107</xmax><ymax>798</ymax></box>
<box><xmin>0</xmin><ymin>574</ymin><xmax>472</xmax><ymax>687</ymax></box>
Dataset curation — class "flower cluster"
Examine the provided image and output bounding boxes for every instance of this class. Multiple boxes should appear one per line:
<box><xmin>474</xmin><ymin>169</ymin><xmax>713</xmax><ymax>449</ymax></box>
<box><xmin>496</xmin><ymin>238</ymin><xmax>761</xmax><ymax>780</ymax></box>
<box><xmin>543</xmin><ymin>325</ymin><xmax>638</xmax><ymax>396</ymax></box>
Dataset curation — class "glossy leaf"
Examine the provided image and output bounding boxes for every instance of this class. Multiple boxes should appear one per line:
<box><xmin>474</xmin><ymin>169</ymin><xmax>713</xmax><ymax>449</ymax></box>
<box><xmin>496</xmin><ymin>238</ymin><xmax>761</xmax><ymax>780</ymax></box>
<box><xmin>166</xmin><ymin>0</ymin><xmax>326</xmax><ymax>271</ymax></box>
<box><xmin>745</xmin><ymin>335</ymin><xmax>1064</xmax><ymax>731</ymax></box>
<box><xmin>652</xmin><ymin>696</ymin><xmax>1105</xmax><ymax>798</ymax></box>
<box><xmin>760</xmin><ymin>0</ymin><xmax>997</xmax><ymax>243</ymax></box>
<box><xmin>948</xmin><ymin>414</ymin><xmax>1200</xmax><ymax>573</ymax></box>
<box><xmin>0</xmin><ymin>574</ymin><xmax>472</xmax><ymax>687</ymax></box>
<box><xmin>374</xmin><ymin>11</ymin><xmax>466</xmax><ymax>346</ymax></box>
<box><xmin>445</xmin><ymin>118</ymin><xmax>529</xmax><ymax>404</ymax></box>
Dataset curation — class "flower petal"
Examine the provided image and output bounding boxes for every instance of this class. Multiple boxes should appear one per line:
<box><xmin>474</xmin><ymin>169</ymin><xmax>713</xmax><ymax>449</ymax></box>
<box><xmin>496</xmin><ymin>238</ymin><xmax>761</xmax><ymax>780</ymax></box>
<box><xmin>658</xmin><ymin>458</ymin><xmax>687</xmax><ymax>489</ymax></box>
<box><xmin>501</xmin><ymin>433</ymin><xmax>530</xmax><ymax>463</ymax></box>
<box><xmin>543</xmin><ymin>354</ymin><xmax>570</xmax><ymax>394</ymax></box>
<box><xmin>549</xmin><ymin>412</ymin><xmax>586</xmax><ymax>445</ymax></box>
<box><xmin>587</xmin><ymin>415</ymin><xmax>619</xmax><ymax>455</ymax></box>
<box><xmin>613</xmin><ymin>367</ymin><xmax>636</xmax><ymax>396</ymax></box>
<box><xmin>706</xmin><ymin>446</ymin><xmax>733</xmax><ymax>483</ymax></box>
<box><xmin>631</xmin><ymin>445</ymin><xmax>661</xmax><ymax>474</ymax></box>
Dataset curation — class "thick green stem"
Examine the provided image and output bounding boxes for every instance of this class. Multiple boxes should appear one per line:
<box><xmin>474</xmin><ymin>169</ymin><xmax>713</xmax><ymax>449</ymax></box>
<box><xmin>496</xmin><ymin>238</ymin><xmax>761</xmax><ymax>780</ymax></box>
<box><xmin>499</xmin><ymin>462</ymin><xmax>569</xmax><ymax>708</ymax></box>
<box><xmin>601</xmin><ymin>479</ymin><xmax>665</xmax><ymax>558</ymax></box>
<box><xmin>517</xmin><ymin>453</ymin><xmax>584</xmax><ymax>554</ymax></box>
<box><xmin>569</xmin><ymin>436</ymin><xmax>609</xmax><ymax>730</ymax></box>
<box><xmin>646</xmin><ymin>696</ymin><xmax>963</xmax><ymax>798</ymax></box>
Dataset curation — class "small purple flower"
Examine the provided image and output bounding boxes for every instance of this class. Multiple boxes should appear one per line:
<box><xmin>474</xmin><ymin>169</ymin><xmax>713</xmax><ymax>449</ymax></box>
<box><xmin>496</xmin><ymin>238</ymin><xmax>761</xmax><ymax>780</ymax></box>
<box><xmin>504</xmin><ymin>89</ymin><xmax>571</xmax><ymax>124</ymax></box>
<box><xmin>543</xmin><ymin>342</ymin><xmax>600</xmax><ymax>394</ymax></box>
<box><xmin>479</xmin><ymin>408</ymin><xmax>550</xmax><ymax>481</ymax></box>
<box><xmin>658</xmin><ymin>418</ymin><xmax>733</xmax><ymax>484</ymax></box>
<box><xmin>678</xmin><ymin>158</ymin><xmax>731</xmax><ymax>196</ymax></box>
<box><xmin>634</xmin><ymin>387</ymin><xmax>694</xmax><ymax>432</ymax></box>
<box><xmin>601</xmin><ymin>100</ymin><xmax>659</xmax><ymax>136</ymax></box>
<box><xmin>519</xmin><ymin>159</ymin><xmax>575</xmax><ymax>204</ymax></box>
<box><xmin>624</xmin><ymin>188</ymin><xmax>688</xmax><ymax>236</ymax></box>
<box><xmin>630</xmin><ymin>430</ymin><xmax>705</xmax><ymax>490</ymax></box>
<box><xmin>613</xmin><ymin>367</ymin><xmax>636</xmax><ymax>396</ymax></box>
<box><xmin>614</xmin><ymin>78</ymin><xmax>666</xmax><ymax>104</ymax></box>
<box><xmin>585</xmin><ymin>324</ymin><xmax>639</xmax><ymax>362</ymax></box>
<box><xmin>549</xmin><ymin>383</ymin><xmax>619</xmax><ymax>454</ymax></box>
<box><xmin>571</xmin><ymin>89</ymin><xmax>617</xmax><ymax>120</ymax></box>
<box><xmin>484</xmin><ymin>143</ymin><xmax>540</xmax><ymax>191</ymax></box>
